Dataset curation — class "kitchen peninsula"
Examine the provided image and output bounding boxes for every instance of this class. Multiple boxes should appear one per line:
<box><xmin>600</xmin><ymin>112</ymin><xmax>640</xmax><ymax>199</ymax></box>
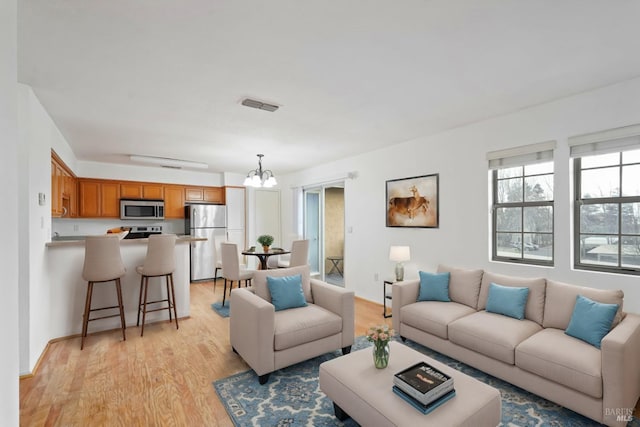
<box><xmin>46</xmin><ymin>235</ymin><xmax>203</xmax><ymax>340</ymax></box>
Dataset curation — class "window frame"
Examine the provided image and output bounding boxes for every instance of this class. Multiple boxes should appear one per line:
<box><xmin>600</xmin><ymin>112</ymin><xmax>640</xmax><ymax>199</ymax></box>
<box><xmin>491</xmin><ymin>165</ymin><xmax>555</xmax><ymax>266</ymax></box>
<box><xmin>573</xmin><ymin>154</ymin><xmax>640</xmax><ymax>276</ymax></box>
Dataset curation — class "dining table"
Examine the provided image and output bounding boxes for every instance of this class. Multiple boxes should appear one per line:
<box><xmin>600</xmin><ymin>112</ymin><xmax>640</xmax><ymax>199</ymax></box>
<box><xmin>242</xmin><ymin>248</ymin><xmax>291</xmax><ymax>270</ymax></box>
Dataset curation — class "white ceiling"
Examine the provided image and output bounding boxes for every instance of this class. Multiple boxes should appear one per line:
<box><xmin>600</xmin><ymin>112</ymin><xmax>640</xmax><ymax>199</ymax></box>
<box><xmin>17</xmin><ymin>1</ymin><xmax>640</xmax><ymax>176</ymax></box>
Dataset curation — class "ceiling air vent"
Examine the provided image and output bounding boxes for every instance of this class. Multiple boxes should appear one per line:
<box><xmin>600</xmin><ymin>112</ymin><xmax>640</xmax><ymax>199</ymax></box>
<box><xmin>241</xmin><ymin>98</ymin><xmax>279</xmax><ymax>112</ymax></box>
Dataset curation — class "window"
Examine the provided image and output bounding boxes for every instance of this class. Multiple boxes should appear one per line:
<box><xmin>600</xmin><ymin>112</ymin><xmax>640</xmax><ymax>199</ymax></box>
<box><xmin>574</xmin><ymin>149</ymin><xmax>640</xmax><ymax>274</ymax></box>
<box><xmin>488</xmin><ymin>141</ymin><xmax>555</xmax><ymax>266</ymax></box>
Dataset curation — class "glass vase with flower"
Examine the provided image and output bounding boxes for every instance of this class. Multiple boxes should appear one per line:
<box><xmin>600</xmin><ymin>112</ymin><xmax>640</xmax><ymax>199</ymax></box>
<box><xmin>366</xmin><ymin>324</ymin><xmax>395</xmax><ymax>369</ymax></box>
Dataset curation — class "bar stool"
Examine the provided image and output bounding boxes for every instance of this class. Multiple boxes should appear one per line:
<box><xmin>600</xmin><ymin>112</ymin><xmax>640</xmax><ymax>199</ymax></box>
<box><xmin>136</xmin><ymin>234</ymin><xmax>178</xmax><ymax>336</ymax></box>
<box><xmin>81</xmin><ymin>235</ymin><xmax>127</xmax><ymax>350</ymax></box>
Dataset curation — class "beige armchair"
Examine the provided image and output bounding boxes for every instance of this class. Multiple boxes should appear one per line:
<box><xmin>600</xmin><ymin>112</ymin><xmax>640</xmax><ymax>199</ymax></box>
<box><xmin>230</xmin><ymin>265</ymin><xmax>354</xmax><ymax>384</ymax></box>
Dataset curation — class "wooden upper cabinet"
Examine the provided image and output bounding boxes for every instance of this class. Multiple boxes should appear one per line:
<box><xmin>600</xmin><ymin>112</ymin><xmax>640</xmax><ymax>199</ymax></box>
<box><xmin>164</xmin><ymin>185</ymin><xmax>185</xmax><ymax>219</ymax></box>
<box><xmin>101</xmin><ymin>181</ymin><xmax>120</xmax><ymax>217</ymax></box>
<box><xmin>185</xmin><ymin>186</ymin><xmax>224</xmax><ymax>204</ymax></box>
<box><xmin>185</xmin><ymin>187</ymin><xmax>204</xmax><ymax>202</ymax></box>
<box><xmin>78</xmin><ymin>179</ymin><xmax>120</xmax><ymax>218</ymax></box>
<box><xmin>204</xmin><ymin>187</ymin><xmax>224</xmax><ymax>204</ymax></box>
<box><xmin>78</xmin><ymin>180</ymin><xmax>101</xmax><ymax>218</ymax></box>
<box><xmin>120</xmin><ymin>182</ymin><xmax>164</xmax><ymax>200</ymax></box>
<box><xmin>143</xmin><ymin>184</ymin><xmax>164</xmax><ymax>200</ymax></box>
<box><xmin>120</xmin><ymin>183</ymin><xmax>143</xmax><ymax>199</ymax></box>
<box><xmin>51</xmin><ymin>151</ymin><xmax>77</xmax><ymax>217</ymax></box>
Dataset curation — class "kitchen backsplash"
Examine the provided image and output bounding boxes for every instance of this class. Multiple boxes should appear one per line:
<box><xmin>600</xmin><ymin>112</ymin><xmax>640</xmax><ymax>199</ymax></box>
<box><xmin>52</xmin><ymin>218</ymin><xmax>186</xmax><ymax>237</ymax></box>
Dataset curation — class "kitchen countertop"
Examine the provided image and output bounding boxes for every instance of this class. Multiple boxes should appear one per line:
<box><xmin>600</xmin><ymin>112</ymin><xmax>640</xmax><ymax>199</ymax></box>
<box><xmin>46</xmin><ymin>235</ymin><xmax>204</xmax><ymax>247</ymax></box>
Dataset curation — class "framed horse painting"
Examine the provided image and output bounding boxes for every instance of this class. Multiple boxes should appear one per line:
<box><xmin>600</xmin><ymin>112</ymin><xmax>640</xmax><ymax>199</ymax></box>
<box><xmin>386</xmin><ymin>173</ymin><xmax>439</xmax><ymax>228</ymax></box>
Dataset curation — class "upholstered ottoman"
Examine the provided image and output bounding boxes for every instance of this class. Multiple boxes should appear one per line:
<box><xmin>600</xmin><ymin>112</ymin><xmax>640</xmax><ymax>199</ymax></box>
<box><xmin>319</xmin><ymin>341</ymin><xmax>501</xmax><ymax>426</ymax></box>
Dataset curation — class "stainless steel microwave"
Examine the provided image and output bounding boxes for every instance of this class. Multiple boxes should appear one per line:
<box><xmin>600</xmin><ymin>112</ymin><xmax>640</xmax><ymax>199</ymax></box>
<box><xmin>120</xmin><ymin>199</ymin><xmax>164</xmax><ymax>220</ymax></box>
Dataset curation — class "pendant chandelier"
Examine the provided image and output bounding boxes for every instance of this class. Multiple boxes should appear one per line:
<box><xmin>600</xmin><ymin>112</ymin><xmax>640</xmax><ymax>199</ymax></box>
<box><xmin>243</xmin><ymin>154</ymin><xmax>277</xmax><ymax>188</ymax></box>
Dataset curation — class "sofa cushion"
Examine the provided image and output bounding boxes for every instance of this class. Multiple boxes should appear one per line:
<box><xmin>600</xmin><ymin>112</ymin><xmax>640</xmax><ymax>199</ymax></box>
<box><xmin>516</xmin><ymin>328</ymin><xmax>602</xmax><ymax>398</ymax></box>
<box><xmin>400</xmin><ymin>301</ymin><xmax>476</xmax><ymax>339</ymax></box>
<box><xmin>253</xmin><ymin>265</ymin><xmax>312</xmax><ymax>304</ymax></box>
<box><xmin>486</xmin><ymin>283</ymin><xmax>529</xmax><ymax>320</ymax></box>
<box><xmin>543</xmin><ymin>279</ymin><xmax>624</xmax><ymax>330</ymax></box>
<box><xmin>565</xmin><ymin>295</ymin><xmax>619</xmax><ymax>349</ymax></box>
<box><xmin>479</xmin><ymin>272</ymin><xmax>546</xmax><ymax>325</ymax></box>
<box><xmin>267</xmin><ymin>274</ymin><xmax>308</xmax><ymax>311</ymax></box>
<box><xmin>437</xmin><ymin>265</ymin><xmax>483</xmax><ymax>309</ymax></box>
<box><xmin>273</xmin><ymin>303</ymin><xmax>342</xmax><ymax>351</ymax></box>
<box><xmin>417</xmin><ymin>271</ymin><xmax>451</xmax><ymax>302</ymax></box>
<box><xmin>448</xmin><ymin>311</ymin><xmax>542</xmax><ymax>365</ymax></box>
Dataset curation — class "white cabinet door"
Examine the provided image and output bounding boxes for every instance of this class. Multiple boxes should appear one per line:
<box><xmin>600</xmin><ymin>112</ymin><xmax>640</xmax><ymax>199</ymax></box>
<box><xmin>226</xmin><ymin>187</ymin><xmax>245</xmax><ymax>230</ymax></box>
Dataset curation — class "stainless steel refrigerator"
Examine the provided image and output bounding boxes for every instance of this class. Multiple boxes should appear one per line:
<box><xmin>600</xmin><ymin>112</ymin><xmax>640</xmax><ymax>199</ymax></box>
<box><xmin>185</xmin><ymin>204</ymin><xmax>226</xmax><ymax>281</ymax></box>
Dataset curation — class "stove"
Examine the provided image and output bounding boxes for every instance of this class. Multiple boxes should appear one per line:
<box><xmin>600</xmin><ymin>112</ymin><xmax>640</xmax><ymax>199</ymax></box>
<box><xmin>123</xmin><ymin>225</ymin><xmax>163</xmax><ymax>239</ymax></box>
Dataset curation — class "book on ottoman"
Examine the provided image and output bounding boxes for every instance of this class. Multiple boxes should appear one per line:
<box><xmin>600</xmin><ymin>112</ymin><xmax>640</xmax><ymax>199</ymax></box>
<box><xmin>393</xmin><ymin>361</ymin><xmax>454</xmax><ymax>406</ymax></box>
<box><xmin>392</xmin><ymin>386</ymin><xmax>456</xmax><ymax>415</ymax></box>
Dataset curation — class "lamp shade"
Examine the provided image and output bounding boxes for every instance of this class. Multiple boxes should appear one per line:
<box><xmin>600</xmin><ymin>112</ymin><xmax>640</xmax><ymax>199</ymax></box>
<box><xmin>389</xmin><ymin>246</ymin><xmax>410</xmax><ymax>262</ymax></box>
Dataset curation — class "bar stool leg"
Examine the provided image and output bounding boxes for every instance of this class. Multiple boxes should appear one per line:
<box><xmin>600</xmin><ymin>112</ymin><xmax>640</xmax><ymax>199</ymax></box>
<box><xmin>140</xmin><ymin>276</ymin><xmax>150</xmax><ymax>337</ymax></box>
<box><xmin>169</xmin><ymin>273</ymin><xmax>178</xmax><ymax>330</ymax></box>
<box><xmin>166</xmin><ymin>274</ymin><xmax>172</xmax><ymax>323</ymax></box>
<box><xmin>115</xmin><ymin>278</ymin><xmax>126</xmax><ymax>342</ymax></box>
<box><xmin>81</xmin><ymin>281</ymin><xmax>94</xmax><ymax>350</ymax></box>
<box><xmin>136</xmin><ymin>275</ymin><xmax>144</xmax><ymax>327</ymax></box>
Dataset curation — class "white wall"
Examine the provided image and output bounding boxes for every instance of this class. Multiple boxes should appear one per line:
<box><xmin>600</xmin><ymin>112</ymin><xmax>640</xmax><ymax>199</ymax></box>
<box><xmin>280</xmin><ymin>76</ymin><xmax>640</xmax><ymax>314</ymax></box>
<box><xmin>18</xmin><ymin>84</ymin><xmax>73</xmax><ymax>375</ymax></box>
<box><xmin>76</xmin><ymin>161</ymin><xmax>223</xmax><ymax>186</ymax></box>
<box><xmin>1</xmin><ymin>0</ymin><xmax>19</xmax><ymax>422</ymax></box>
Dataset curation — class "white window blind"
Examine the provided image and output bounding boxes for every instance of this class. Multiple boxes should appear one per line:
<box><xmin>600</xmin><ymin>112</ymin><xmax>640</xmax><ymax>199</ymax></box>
<box><xmin>569</xmin><ymin>124</ymin><xmax>640</xmax><ymax>158</ymax></box>
<box><xmin>487</xmin><ymin>140</ymin><xmax>556</xmax><ymax>169</ymax></box>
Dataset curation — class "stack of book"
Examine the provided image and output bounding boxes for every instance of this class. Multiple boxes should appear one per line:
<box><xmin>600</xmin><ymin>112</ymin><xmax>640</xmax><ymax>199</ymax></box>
<box><xmin>392</xmin><ymin>361</ymin><xmax>456</xmax><ymax>414</ymax></box>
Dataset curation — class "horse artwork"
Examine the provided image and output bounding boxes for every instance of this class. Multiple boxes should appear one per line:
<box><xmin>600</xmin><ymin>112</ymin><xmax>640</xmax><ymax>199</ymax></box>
<box><xmin>386</xmin><ymin>174</ymin><xmax>439</xmax><ymax>228</ymax></box>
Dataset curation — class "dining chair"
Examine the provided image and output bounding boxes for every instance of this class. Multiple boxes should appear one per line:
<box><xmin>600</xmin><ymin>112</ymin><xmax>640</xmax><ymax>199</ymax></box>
<box><xmin>277</xmin><ymin>239</ymin><xmax>309</xmax><ymax>268</ymax></box>
<box><xmin>220</xmin><ymin>242</ymin><xmax>254</xmax><ymax>306</ymax></box>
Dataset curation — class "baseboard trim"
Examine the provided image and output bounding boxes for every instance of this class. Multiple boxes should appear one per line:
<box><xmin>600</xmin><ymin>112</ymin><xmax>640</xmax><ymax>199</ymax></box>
<box><xmin>18</xmin><ymin>316</ymin><xmax>191</xmax><ymax>380</ymax></box>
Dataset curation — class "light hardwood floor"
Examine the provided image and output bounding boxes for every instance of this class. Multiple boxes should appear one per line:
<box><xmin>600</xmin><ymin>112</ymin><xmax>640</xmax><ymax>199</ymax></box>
<box><xmin>19</xmin><ymin>281</ymin><xmax>639</xmax><ymax>425</ymax></box>
<box><xmin>19</xmin><ymin>281</ymin><xmax>391</xmax><ymax>426</ymax></box>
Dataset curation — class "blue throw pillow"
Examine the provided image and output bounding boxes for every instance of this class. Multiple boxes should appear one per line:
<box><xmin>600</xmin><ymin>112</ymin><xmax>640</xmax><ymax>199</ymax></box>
<box><xmin>485</xmin><ymin>282</ymin><xmax>529</xmax><ymax>320</ymax></box>
<box><xmin>417</xmin><ymin>271</ymin><xmax>451</xmax><ymax>302</ymax></box>
<box><xmin>565</xmin><ymin>295</ymin><xmax>619</xmax><ymax>349</ymax></box>
<box><xmin>267</xmin><ymin>274</ymin><xmax>308</xmax><ymax>311</ymax></box>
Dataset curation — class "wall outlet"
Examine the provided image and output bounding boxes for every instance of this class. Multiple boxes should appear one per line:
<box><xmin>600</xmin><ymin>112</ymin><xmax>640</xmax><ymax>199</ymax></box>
<box><xmin>374</xmin><ymin>273</ymin><xmax>379</xmax><ymax>281</ymax></box>
<box><xmin>73</xmin><ymin>224</ymin><xmax>79</xmax><ymax>231</ymax></box>
<box><xmin>38</xmin><ymin>192</ymin><xmax>46</xmax><ymax>206</ymax></box>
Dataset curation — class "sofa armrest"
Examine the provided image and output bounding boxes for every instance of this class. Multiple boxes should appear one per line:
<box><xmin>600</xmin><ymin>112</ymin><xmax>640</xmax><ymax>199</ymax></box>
<box><xmin>601</xmin><ymin>312</ymin><xmax>640</xmax><ymax>426</ymax></box>
<box><xmin>311</xmin><ymin>279</ymin><xmax>355</xmax><ymax>348</ymax></box>
<box><xmin>391</xmin><ymin>279</ymin><xmax>419</xmax><ymax>333</ymax></box>
<box><xmin>229</xmin><ymin>288</ymin><xmax>276</xmax><ymax>376</ymax></box>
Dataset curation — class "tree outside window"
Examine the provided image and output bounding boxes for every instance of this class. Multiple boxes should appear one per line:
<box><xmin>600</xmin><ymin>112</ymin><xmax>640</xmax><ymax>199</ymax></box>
<box><xmin>493</xmin><ymin>162</ymin><xmax>554</xmax><ymax>265</ymax></box>
<box><xmin>575</xmin><ymin>149</ymin><xmax>640</xmax><ymax>274</ymax></box>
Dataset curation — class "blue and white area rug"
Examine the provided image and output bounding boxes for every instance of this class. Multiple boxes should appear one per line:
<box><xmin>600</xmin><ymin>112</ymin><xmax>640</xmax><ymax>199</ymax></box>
<box><xmin>211</xmin><ymin>301</ymin><xmax>230</xmax><ymax>318</ymax></box>
<box><xmin>214</xmin><ymin>336</ymin><xmax>639</xmax><ymax>427</ymax></box>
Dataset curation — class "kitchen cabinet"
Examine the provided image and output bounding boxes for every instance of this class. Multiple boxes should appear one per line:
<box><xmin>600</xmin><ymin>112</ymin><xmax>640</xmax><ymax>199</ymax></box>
<box><xmin>120</xmin><ymin>182</ymin><xmax>164</xmax><ymax>200</ymax></box>
<box><xmin>185</xmin><ymin>186</ymin><xmax>224</xmax><ymax>204</ymax></box>
<box><xmin>78</xmin><ymin>180</ymin><xmax>101</xmax><ymax>217</ymax></box>
<box><xmin>164</xmin><ymin>185</ymin><xmax>185</xmax><ymax>219</ymax></box>
<box><xmin>51</xmin><ymin>151</ymin><xmax>77</xmax><ymax>218</ymax></box>
<box><xmin>143</xmin><ymin>184</ymin><xmax>164</xmax><ymax>199</ymax></box>
<box><xmin>78</xmin><ymin>179</ymin><xmax>120</xmax><ymax>218</ymax></box>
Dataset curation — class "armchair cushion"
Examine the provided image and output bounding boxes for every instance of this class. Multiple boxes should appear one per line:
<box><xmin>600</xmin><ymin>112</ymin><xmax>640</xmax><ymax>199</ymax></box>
<box><xmin>274</xmin><ymin>304</ymin><xmax>342</xmax><ymax>351</ymax></box>
<box><xmin>267</xmin><ymin>274</ymin><xmax>307</xmax><ymax>311</ymax></box>
<box><xmin>253</xmin><ymin>265</ymin><xmax>313</xmax><ymax>304</ymax></box>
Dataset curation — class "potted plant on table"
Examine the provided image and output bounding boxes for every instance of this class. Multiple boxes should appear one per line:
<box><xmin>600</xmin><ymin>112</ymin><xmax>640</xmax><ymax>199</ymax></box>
<box><xmin>257</xmin><ymin>234</ymin><xmax>274</xmax><ymax>252</ymax></box>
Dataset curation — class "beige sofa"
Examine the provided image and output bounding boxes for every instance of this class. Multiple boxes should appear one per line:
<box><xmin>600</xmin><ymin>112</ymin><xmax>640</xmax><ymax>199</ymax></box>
<box><xmin>230</xmin><ymin>265</ymin><xmax>354</xmax><ymax>384</ymax></box>
<box><xmin>392</xmin><ymin>265</ymin><xmax>640</xmax><ymax>427</ymax></box>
